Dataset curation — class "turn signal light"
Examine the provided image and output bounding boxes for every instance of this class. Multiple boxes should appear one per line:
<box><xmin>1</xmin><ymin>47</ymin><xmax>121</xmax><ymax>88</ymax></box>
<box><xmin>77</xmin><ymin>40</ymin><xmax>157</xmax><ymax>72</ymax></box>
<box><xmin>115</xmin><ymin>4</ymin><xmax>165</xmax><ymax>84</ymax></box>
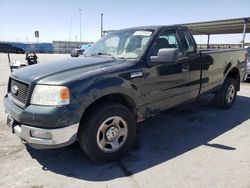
<box><xmin>60</xmin><ymin>87</ymin><xmax>70</xmax><ymax>100</ymax></box>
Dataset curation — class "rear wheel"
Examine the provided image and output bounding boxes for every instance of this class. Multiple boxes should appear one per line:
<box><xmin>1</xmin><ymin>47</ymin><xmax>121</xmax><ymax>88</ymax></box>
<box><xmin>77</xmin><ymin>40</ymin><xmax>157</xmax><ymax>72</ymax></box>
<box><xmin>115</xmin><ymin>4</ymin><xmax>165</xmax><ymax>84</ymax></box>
<box><xmin>78</xmin><ymin>103</ymin><xmax>136</xmax><ymax>162</ymax></box>
<box><xmin>215</xmin><ymin>78</ymin><xmax>237</xmax><ymax>109</ymax></box>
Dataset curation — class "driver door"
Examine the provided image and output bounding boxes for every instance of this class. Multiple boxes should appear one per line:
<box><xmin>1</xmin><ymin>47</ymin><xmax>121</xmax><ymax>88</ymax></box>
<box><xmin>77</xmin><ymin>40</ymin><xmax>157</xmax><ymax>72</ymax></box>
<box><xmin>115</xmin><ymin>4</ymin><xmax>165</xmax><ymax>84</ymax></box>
<box><xmin>142</xmin><ymin>29</ymin><xmax>190</xmax><ymax>111</ymax></box>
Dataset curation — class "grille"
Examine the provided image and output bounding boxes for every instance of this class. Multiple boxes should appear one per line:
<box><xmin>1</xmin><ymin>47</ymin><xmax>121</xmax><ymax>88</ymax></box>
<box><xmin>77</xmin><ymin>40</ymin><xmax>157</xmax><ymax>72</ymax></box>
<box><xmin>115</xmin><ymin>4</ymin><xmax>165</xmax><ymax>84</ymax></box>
<box><xmin>9</xmin><ymin>79</ymin><xmax>29</xmax><ymax>108</ymax></box>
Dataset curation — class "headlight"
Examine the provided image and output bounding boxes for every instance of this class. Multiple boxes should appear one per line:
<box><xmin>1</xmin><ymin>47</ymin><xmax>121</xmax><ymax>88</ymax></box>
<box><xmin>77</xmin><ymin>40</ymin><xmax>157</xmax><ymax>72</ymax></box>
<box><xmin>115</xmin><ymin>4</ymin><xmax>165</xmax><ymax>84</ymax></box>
<box><xmin>30</xmin><ymin>85</ymin><xmax>70</xmax><ymax>106</ymax></box>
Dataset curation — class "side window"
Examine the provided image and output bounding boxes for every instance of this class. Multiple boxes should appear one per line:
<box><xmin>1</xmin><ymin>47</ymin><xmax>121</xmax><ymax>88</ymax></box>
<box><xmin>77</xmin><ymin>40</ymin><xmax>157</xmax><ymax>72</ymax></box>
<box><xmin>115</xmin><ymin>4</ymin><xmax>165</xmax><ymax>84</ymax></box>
<box><xmin>179</xmin><ymin>29</ymin><xmax>195</xmax><ymax>54</ymax></box>
<box><xmin>149</xmin><ymin>29</ymin><xmax>182</xmax><ymax>57</ymax></box>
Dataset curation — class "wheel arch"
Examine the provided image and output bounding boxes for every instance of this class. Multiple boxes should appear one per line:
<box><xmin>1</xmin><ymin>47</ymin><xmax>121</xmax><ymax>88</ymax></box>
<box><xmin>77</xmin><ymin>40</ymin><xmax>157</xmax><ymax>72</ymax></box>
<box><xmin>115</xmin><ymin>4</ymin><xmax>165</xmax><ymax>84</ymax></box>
<box><xmin>79</xmin><ymin>92</ymin><xmax>139</xmax><ymax>128</ymax></box>
<box><xmin>225</xmin><ymin>67</ymin><xmax>240</xmax><ymax>91</ymax></box>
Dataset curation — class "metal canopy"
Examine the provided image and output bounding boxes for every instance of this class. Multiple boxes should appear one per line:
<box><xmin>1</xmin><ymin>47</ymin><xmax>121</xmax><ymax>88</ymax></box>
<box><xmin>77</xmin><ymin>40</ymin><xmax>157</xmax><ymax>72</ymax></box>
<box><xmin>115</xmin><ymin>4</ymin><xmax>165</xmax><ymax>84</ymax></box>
<box><xmin>183</xmin><ymin>17</ymin><xmax>250</xmax><ymax>35</ymax></box>
<box><xmin>103</xmin><ymin>17</ymin><xmax>250</xmax><ymax>47</ymax></box>
<box><xmin>103</xmin><ymin>18</ymin><xmax>250</xmax><ymax>35</ymax></box>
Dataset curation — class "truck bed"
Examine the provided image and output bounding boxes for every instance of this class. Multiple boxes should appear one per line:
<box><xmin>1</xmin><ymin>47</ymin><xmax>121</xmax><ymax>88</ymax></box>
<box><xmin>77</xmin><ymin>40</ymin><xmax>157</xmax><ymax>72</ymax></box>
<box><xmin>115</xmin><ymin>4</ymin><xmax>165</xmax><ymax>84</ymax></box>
<box><xmin>199</xmin><ymin>48</ymin><xmax>247</xmax><ymax>96</ymax></box>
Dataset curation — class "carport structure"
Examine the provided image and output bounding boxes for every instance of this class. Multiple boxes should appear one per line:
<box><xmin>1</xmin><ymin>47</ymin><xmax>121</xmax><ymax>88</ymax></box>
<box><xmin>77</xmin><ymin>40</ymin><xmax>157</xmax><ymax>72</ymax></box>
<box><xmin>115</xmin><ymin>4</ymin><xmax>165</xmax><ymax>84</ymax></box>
<box><xmin>102</xmin><ymin>17</ymin><xmax>250</xmax><ymax>47</ymax></box>
<box><xmin>103</xmin><ymin>17</ymin><xmax>250</xmax><ymax>48</ymax></box>
<box><xmin>183</xmin><ymin>17</ymin><xmax>250</xmax><ymax>48</ymax></box>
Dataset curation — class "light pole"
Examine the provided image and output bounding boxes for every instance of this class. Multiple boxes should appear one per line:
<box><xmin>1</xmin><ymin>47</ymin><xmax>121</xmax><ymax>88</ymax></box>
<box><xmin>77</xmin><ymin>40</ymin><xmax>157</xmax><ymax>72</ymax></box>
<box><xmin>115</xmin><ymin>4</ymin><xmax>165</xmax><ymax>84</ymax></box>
<box><xmin>79</xmin><ymin>9</ymin><xmax>82</xmax><ymax>41</ymax></box>
<box><xmin>69</xmin><ymin>17</ymin><xmax>72</xmax><ymax>42</ymax></box>
<box><xmin>101</xmin><ymin>13</ymin><xmax>103</xmax><ymax>38</ymax></box>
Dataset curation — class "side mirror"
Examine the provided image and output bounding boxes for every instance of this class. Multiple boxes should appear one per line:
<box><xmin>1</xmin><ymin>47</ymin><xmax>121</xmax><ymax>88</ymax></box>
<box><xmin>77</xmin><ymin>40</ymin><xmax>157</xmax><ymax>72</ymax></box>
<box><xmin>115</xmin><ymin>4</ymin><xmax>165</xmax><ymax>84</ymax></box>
<box><xmin>150</xmin><ymin>48</ymin><xmax>178</xmax><ymax>64</ymax></box>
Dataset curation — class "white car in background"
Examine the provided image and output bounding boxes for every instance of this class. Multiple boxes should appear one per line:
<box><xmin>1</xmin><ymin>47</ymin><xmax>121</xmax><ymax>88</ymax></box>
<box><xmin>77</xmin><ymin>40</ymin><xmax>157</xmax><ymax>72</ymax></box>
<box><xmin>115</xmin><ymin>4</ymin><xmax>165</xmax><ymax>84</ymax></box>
<box><xmin>246</xmin><ymin>47</ymin><xmax>250</xmax><ymax>80</ymax></box>
<box><xmin>70</xmin><ymin>43</ymin><xmax>93</xmax><ymax>57</ymax></box>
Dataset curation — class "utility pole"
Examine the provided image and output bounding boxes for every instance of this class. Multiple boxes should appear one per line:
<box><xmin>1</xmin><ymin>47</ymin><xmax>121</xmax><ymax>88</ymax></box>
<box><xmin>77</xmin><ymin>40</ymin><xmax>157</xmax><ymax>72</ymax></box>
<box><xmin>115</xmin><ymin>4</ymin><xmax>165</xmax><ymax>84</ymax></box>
<box><xmin>241</xmin><ymin>18</ymin><xmax>248</xmax><ymax>48</ymax></box>
<box><xmin>207</xmin><ymin>34</ymin><xmax>210</xmax><ymax>49</ymax></box>
<box><xmin>79</xmin><ymin>9</ymin><xmax>82</xmax><ymax>41</ymax></box>
<box><xmin>101</xmin><ymin>13</ymin><xmax>104</xmax><ymax>38</ymax></box>
<box><xmin>69</xmin><ymin>17</ymin><xmax>72</xmax><ymax>42</ymax></box>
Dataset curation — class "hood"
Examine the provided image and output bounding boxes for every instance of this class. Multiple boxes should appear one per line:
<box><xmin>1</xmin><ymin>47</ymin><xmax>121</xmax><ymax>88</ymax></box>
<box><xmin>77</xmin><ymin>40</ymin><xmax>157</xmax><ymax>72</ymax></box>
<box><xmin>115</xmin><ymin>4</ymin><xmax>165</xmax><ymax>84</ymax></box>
<box><xmin>11</xmin><ymin>56</ymin><xmax>127</xmax><ymax>84</ymax></box>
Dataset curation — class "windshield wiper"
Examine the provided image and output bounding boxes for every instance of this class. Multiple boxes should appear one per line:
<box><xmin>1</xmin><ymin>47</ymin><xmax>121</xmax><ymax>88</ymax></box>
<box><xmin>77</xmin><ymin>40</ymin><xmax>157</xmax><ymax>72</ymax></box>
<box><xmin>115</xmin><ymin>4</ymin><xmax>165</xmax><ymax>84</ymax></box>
<box><xmin>90</xmin><ymin>52</ymin><xmax>117</xmax><ymax>59</ymax></box>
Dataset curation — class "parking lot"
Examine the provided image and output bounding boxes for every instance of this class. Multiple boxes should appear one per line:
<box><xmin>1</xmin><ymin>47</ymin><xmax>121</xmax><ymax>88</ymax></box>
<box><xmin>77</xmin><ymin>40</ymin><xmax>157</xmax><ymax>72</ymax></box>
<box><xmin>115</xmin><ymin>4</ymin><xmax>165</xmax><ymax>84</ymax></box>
<box><xmin>0</xmin><ymin>54</ymin><xmax>250</xmax><ymax>188</ymax></box>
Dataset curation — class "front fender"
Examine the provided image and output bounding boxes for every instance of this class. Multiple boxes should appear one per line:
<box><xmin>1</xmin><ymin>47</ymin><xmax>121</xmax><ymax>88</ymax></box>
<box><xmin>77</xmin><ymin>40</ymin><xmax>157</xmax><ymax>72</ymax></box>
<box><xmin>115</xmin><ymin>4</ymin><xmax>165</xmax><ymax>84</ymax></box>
<box><xmin>75</xmin><ymin>76</ymin><xmax>143</xmax><ymax>115</ymax></box>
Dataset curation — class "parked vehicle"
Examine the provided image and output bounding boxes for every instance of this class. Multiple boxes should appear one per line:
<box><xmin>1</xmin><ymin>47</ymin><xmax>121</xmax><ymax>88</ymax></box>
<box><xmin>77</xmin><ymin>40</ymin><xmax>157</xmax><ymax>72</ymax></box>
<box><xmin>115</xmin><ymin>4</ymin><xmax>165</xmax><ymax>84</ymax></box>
<box><xmin>25</xmin><ymin>52</ymin><xmax>38</xmax><ymax>65</ymax></box>
<box><xmin>70</xmin><ymin>48</ymin><xmax>84</xmax><ymax>57</ymax></box>
<box><xmin>246</xmin><ymin>47</ymin><xmax>250</xmax><ymax>80</ymax></box>
<box><xmin>0</xmin><ymin>42</ymin><xmax>25</xmax><ymax>54</ymax></box>
<box><xmin>80</xmin><ymin>43</ymin><xmax>93</xmax><ymax>50</ymax></box>
<box><xmin>4</xmin><ymin>25</ymin><xmax>247</xmax><ymax>162</ymax></box>
<box><xmin>70</xmin><ymin>43</ymin><xmax>93</xmax><ymax>57</ymax></box>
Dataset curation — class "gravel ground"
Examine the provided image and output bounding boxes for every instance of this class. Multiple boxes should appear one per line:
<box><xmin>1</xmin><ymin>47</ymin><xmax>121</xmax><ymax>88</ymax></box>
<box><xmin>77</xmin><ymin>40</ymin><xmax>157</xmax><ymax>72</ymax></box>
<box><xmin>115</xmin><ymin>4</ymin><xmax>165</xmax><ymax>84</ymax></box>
<box><xmin>0</xmin><ymin>54</ymin><xmax>250</xmax><ymax>188</ymax></box>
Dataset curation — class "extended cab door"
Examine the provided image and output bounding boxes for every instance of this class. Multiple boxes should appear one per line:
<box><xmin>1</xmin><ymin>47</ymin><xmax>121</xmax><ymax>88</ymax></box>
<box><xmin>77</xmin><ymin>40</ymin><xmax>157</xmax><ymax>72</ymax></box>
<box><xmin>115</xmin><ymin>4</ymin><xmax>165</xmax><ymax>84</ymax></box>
<box><xmin>177</xmin><ymin>28</ymin><xmax>201</xmax><ymax>99</ymax></box>
<box><xmin>141</xmin><ymin>28</ymin><xmax>190</xmax><ymax>111</ymax></box>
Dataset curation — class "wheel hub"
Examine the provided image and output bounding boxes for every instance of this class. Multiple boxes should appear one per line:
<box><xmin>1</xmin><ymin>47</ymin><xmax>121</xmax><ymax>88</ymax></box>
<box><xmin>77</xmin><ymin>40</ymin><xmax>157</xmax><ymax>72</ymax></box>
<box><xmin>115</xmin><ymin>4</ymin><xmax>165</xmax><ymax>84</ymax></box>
<box><xmin>226</xmin><ymin>84</ymin><xmax>235</xmax><ymax>103</ymax></box>
<box><xmin>96</xmin><ymin>116</ymin><xmax>128</xmax><ymax>153</ymax></box>
<box><xmin>106</xmin><ymin>126</ymin><xmax>119</xmax><ymax>141</ymax></box>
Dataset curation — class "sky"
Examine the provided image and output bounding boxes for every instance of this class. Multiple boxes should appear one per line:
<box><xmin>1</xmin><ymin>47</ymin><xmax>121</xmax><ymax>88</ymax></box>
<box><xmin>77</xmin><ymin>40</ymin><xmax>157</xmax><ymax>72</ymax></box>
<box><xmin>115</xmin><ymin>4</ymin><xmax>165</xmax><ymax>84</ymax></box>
<box><xmin>0</xmin><ymin>0</ymin><xmax>249</xmax><ymax>44</ymax></box>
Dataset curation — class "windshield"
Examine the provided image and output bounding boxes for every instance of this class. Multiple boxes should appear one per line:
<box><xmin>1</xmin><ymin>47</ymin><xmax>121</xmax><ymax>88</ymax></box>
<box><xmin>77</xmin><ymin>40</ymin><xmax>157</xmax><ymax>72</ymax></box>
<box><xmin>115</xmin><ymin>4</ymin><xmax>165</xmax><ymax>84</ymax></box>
<box><xmin>84</xmin><ymin>29</ymin><xmax>154</xmax><ymax>59</ymax></box>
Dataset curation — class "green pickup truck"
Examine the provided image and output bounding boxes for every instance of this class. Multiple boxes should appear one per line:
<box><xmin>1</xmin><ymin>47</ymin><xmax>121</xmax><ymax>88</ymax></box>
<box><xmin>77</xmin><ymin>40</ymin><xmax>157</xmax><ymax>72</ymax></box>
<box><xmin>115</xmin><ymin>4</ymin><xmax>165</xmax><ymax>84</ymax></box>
<box><xmin>4</xmin><ymin>25</ymin><xmax>247</xmax><ymax>162</ymax></box>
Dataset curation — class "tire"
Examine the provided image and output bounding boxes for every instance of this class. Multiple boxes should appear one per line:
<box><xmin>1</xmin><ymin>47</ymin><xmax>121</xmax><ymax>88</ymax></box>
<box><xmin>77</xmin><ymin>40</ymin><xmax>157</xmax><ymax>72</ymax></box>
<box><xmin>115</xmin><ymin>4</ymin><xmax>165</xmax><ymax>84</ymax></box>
<box><xmin>78</xmin><ymin>103</ymin><xmax>136</xmax><ymax>163</ymax></box>
<box><xmin>215</xmin><ymin>78</ymin><xmax>237</xmax><ymax>109</ymax></box>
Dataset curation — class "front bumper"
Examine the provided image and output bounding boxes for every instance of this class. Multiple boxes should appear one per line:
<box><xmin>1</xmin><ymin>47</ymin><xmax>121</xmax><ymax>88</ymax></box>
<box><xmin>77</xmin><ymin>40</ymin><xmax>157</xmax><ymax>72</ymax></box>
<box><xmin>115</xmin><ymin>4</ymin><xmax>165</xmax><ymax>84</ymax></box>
<box><xmin>4</xmin><ymin>94</ymin><xmax>82</xmax><ymax>129</ymax></box>
<box><xmin>4</xmin><ymin>94</ymin><xmax>82</xmax><ymax>149</ymax></box>
<box><xmin>6</xmin><ymin>114</ymin><xmax>79</xmax><ymax>149</ymax></box>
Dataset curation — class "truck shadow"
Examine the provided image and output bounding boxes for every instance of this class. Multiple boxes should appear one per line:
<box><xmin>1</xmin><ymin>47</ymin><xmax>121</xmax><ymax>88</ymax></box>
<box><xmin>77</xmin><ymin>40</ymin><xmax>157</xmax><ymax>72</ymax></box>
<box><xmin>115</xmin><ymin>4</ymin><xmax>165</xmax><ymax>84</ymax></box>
<box><xmin>27</xmin><ymin>94</ymin><xmax>250</xmax><ymax>181</ymax></box>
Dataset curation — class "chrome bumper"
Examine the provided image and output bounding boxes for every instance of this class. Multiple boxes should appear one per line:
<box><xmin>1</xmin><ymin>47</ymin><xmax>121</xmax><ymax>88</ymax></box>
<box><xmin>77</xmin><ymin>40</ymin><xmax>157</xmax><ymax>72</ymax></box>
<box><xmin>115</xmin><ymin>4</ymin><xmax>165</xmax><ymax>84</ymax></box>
<box><xmin>7</xmin><ymin>114</ymin><xmax>79</xmax><ymax>149</ymax></box>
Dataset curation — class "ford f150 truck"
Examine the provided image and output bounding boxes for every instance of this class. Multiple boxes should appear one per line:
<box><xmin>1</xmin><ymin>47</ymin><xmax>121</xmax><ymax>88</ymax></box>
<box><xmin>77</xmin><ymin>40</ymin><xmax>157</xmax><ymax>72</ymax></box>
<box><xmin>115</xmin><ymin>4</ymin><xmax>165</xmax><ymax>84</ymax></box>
<box><xmin>4</xmin><ymin>25</ymin><xmax>247</xmax><ymax>162</ymax></box>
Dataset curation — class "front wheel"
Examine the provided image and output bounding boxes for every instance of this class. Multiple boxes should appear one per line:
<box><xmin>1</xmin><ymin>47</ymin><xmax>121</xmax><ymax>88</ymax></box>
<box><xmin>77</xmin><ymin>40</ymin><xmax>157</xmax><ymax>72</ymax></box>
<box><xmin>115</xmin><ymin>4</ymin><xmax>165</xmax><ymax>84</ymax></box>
<box><xmin>215</xmin><ymin>78</ymin><xmax>238</xmax><ymax>109</ymax></box>
<box><xmin>78</xmin><ymin>103</ymin><xmax>136</xmax><ymax>162</ymax></box>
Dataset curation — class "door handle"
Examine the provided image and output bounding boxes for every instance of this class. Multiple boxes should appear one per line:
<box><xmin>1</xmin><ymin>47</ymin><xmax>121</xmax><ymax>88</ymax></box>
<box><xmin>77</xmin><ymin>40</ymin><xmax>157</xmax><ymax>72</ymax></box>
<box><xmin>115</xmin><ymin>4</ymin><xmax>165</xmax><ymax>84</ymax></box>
<box><xmin>182</xmin><ymin>63</ymin><xmax>190</xmax><ymax>72</ymax></box>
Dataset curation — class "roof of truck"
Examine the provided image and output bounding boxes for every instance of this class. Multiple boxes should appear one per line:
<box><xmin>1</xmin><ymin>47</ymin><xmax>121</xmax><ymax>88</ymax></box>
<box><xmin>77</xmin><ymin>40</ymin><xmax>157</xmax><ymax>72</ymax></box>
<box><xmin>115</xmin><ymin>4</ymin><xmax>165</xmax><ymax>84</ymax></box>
<box><xmin>111</xmin><ymin>25</ymin><xmax>188</xmax><ymax>32</ymax></box>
